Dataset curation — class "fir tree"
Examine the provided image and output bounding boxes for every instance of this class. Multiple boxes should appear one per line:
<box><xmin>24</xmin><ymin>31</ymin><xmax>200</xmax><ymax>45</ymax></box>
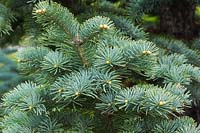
<box><xmin>0</xmin><ymin>0</ymin><xmax>41</xmax><ymax>46</ymax></box>
<box><xmin>1</xmin><ymin>1</ymin><xmax>200</xmax><ymax>132</ymax></box>
<box><xmin>0</xmin><ymin>49</ymin><xmax>22</xmax><ymax>95</ymax></box>
<box><xmin>128</xmin><ymin>0</ymin><xmax>200</xmax><ymax>38</ymax></box>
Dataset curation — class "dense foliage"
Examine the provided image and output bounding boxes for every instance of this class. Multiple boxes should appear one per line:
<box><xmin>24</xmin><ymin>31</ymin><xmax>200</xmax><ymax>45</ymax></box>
<box><xmin>0</xmin><ymin>0</ymin><xmax>200</xmax><ymax>132</ymax></box>
<box><xmin>0</xmin><ymin>49</ymin><xmax>22</xmax><ymax>94</ymax></box>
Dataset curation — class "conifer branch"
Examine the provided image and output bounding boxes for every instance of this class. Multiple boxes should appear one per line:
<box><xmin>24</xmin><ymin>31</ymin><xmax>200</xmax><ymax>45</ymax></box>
<box><xmin>1</xmin><ymin>1</ymin><xmax>200</xmax><ymax>132</ymax></box>
<box><xmin>75</xmin><ymin>45</ymin><xmax>89</xmax><ymax>68</ymax></box>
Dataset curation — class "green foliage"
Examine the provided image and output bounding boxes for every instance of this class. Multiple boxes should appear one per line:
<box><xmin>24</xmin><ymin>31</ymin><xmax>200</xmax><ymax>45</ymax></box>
<box><xmin>0</xmin><ymin>49</ymin><xmax>22</xmax><ymax>94</ymax></box>
<box><xmin>128</xmin><ymin>0</ymin><xmax>200</xmax><ymax>22</ymax></box>
<box><xmin>153</xmin><ymin>116</ymin><xmax>200</xmax><ymax>133</ymax></box>
<box><xmin>0</xmin><ymin>3</ymin><xmax>15</xmax><ymax>36</ymax></box>
<box><xmin>156</xmin><ymin>54</ymin><xmax>200</xmax><ymax>85</ymax></box>
<box><xmin>1</xmin><ymin>1</ymin><xmax>200</xmax><ymax>133</ymax></box>
<box><xmin>152</xmin><ymin>36</ymin><xmax>200</xmax><ymax>66</ymax></box>
<box><xmin>104</xmin><ymin>15</ymin><xmax>148</xmax><ymax>40</ymax></box>
<box><xmin>0</xmin><ymin>0</ymin><xmax>42</xmax><ymax>46</ymax></box>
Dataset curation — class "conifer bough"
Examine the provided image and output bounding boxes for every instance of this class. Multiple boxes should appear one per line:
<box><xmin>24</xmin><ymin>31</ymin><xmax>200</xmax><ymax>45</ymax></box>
<box><xmin>1</xmin><ymin>1</ymin><xmax>200</xmax><ymax>132</ymax></box>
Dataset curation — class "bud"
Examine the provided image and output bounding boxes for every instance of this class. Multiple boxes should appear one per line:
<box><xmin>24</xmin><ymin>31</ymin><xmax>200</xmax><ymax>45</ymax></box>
<box><xmin>99</xmin><ymin>24</ymin><xmax>109</xmax><ymax>30</ymax></box>
<box><xmin>142</xmin><ymin>50</ymin><xmax>152</xmax><ymax>55</ymax></box>
<box><xmin>106</xmin><ymin>60</ymin><xmax>110</xmax><ymax>64</ymax></box>
<box><xmin>158</xmin><ymin>100</ymin><xmax>166</xmax><ymax>106</ymax></box>
<box><xmin>106</xmin><ymin>80</ymin><xmax>112</xmax><ymax>84</ymax></box>
<box><xmin>35</xmin><ymin>9</ymin><xmax>46</xmax><ymax>14</ymax></box>
<box><xmin>29</xmin><ymin>105</ymin><xmax>33</xmax><ymax>110</ymax></box>
<box><xmin>54</xmin><ymin>64</ymin><xmax>58</xmax><ymax>68</ymax></box>
<box><xmin>108</xmin><ymin>103</ymin><xmax>112</xmax><ymax>106</ymax></box>
<box><xmin>75</xmin><ymin>91</ymin><xmax>80</xmax><ymax>96</ymax></box>
<box><xmin>58</xmin><ymin>88</ymin><xmax>63</xmax><ymax>93</ymax></box>
<box><xmin>124</xmin><ymin>99</ymin><xmax>128</xmax><ymax>103</ymax></box>
<box><xmin>103</xmin><ymin>24</ymin><xmax>109</xmax><ymax>30</ymax></box>
<box><xmin>99</xmin><ymin>24</ymin><xmax>104</xmax><ymax>29</ymax></box>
